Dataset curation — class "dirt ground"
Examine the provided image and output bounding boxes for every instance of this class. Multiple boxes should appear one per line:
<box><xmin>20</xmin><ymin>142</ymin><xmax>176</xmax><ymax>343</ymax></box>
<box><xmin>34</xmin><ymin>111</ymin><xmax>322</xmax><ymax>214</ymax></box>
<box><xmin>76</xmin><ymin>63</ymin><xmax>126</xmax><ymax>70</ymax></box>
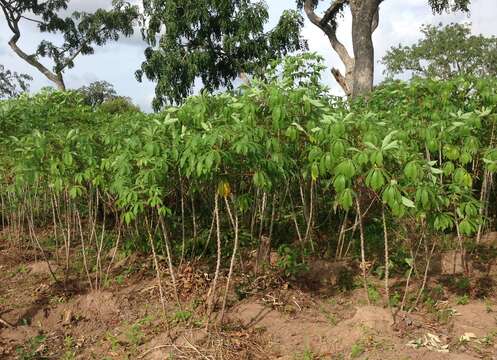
<box><xmin>1</xmin><ymin>244</ymin><xmax>497</xmax><ymax>360</ymax></box>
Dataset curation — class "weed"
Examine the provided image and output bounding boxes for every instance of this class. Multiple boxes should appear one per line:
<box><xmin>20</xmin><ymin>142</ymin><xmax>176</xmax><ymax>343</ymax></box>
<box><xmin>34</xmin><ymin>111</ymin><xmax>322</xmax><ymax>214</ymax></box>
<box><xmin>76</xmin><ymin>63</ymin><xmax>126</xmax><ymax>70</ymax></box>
<box><xmin>389</xmin><ymin>291</ymin><xmax>401</xmax><ymax>307</ymax></box>
<box><xmin>172</xmin><ymin>310</ymin><xmax>192</xmax><ymax>323</ymax></box>
<box><xmin>350</xmin><ymin>342</ymin><xmax>365</xmax><ymax>358</ymax></box>
<box><xmin>294</xmin><ymin>348</ymin><xmax>317</xmax><ymax>360</ymax></box>
<box><xmin>124</xmin><ymin>315</ymin><xmax>153</xmax><ymax>347</ymax></box>
<box><xmin>436</xmin><ymin>308</ymin><xmax>454</xmax><ymax>324</ymax></box>
<box><xmin>277</xmin><ymin>244</ymin><xmax>308</xmax><ymax>277</ymax></box>
<box><xmin>105</xmin><ymin>332</ymin><xmax>120</xmax><ymax>352</ymax></box>
<box><xmin>455</xmin><ymin>277</ymin><xmax>471</xmax><ymax>295</ymax></box>
<box><xmin>114</xmin><ymin>274</ymin><xmax>125</xmax><ymax>285</ymax></box>
<box><xmin>456</xmin><ymin>294</ymin><xmax>470</xmax><ymax>305</ymax></box>
<box><xmin>367</xmin><ymin>285</ymin><xmax>381</xmax><ymax>305</ymax></box>
<box><xmin>16</xmin><ymin>335</ymin><xmax>47</xmax><ymax>360</ymax></box>
<box><xmin>15</xmin><ymin>264</ymin><xmax>28</xmax><ymax>275</ymax></box>
<box><xmin>319</xmin><ymin>306</ymin><xmax>338</xmax><ymax>326</ymax></box>
<box><xmin>61</xmin><ymin>336</ymin><xmax>76</xmax><ymax>360</ymax></box>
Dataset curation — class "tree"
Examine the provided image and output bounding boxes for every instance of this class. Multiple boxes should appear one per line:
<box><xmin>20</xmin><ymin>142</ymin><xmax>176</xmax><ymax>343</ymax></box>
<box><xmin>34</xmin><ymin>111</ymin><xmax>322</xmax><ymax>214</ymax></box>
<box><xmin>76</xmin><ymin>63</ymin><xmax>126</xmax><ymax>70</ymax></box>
<box><xmin>299</xmin><ymin>0</ymin><xmax>471</xmax><ymax>98</ymax></box>
<box><xmin>136</xmin><ymin>0</ymin><xmax>307</xmax><ymax>109</ymax></box>
<box><xmin>78</xmin><ymin>80</ymin><xmax>117</xmax><ymax>106</ymax></box>
<box><xmin>77</xmin><ymin>80</ymin><xmax>139</xmax><ymax>112</ymax></box>
<box><xmin>0</xmin><ymin>0</ymin><xmax>139</xmax><ymax>90</ymax></box>
<box><xmin>98</xmin><ymin>96</ymin><xmax>141</xmax><ymax>114</ymax></box>
<box><xmin>0</xmin><ymin>64</ymin><xmax>32</xmax><ymax>99</ymax></box>
<box><xmin>382</xmin><ymin>23</ymin><xmax>497</xmax><ymax>80</ymax></box>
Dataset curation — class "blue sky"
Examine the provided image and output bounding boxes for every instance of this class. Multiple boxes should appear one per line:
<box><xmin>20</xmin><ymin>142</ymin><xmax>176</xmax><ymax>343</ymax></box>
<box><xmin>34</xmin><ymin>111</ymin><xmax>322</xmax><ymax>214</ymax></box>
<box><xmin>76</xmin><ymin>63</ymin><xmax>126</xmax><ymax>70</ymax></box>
<box><xmin>0</xmin><ymin>0</ymin><xmax>495</xmax><ymax>111</ymax></box>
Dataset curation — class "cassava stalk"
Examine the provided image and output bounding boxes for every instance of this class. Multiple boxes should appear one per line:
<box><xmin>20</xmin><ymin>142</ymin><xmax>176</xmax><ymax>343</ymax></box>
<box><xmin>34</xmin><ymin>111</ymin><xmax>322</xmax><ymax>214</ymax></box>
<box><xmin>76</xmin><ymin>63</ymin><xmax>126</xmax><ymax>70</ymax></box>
<box><xmin>145</xmin><ymin>216</ymin><xmax>166</xmax><ymax>316</ymax></box>
<box><xmin>158</xmin><ymin>211</ymin><xmax>181</xmax><ymax>307</ymax></box>
<box><xmin>206</xmin><ymin>193</ymin><xmax>221</xmax><ymax>328</ymax></box>
<box><xmin>382</xmin><ymin>207</ymin><xmax>393</xmax><ymax>322</ymax></box>
<box><xmin>219</xmin><ymin>196</ymin><xmax>239</xmax><ymax>324</ymax></box>
<box><xmin>356</xmin><ymin>197</ymin><xmax>370</xmax><ymax>305</ymax></box>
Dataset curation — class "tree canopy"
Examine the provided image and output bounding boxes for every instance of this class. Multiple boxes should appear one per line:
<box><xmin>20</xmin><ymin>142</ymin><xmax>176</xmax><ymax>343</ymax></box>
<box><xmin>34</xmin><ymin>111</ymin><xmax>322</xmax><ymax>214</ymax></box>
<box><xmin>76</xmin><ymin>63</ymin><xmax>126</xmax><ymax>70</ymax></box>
<box><xmin>136</xmin><ymin>0</ymin><xmax>307</xmax><ymax>109</ymax></box>
<box><xmin>0</xmin><ymin>64</ymin><xmax>31</xmax><ymax>99</ymax></box>
<box><xmin>0</xmin><ymin>0</ymin><xmax>139</xmax><ymax>90</ymax></box>
<box><xmin>382</xmin><ymin>23</ymin><xmax>497</xmax><ymax>80</ymax></box>
<box><xmin>78</xmin><ymin>80</ymin><xmax>118</xmax><ymax>107</ymax></box>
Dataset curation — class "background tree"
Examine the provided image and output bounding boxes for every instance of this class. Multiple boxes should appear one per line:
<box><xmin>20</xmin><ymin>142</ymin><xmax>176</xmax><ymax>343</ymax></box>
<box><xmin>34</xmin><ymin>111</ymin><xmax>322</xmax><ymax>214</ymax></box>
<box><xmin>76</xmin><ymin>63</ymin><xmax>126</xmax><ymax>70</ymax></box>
<box><xmin>78</xmin><ymin>80</ymin><xmax>117</xmax><ymax>106</ymax></box>
<box><xmin>0</xmin><ymin>64</ymin><xmax>32</xmax><ymax>98</ymax></box>
<box><xmin>298</xmin><ymin>0</ymin><xmax>471</xmax><ymax>98</ymax></box>
<box><xmin>382</xmin><ymin>23</ymin><xmax>497</xmax><ymax>80</ymax></box>
<box><xmin>0</xmin><ymin>0</ymin><xmax>139</xmax><ymax>90</ymax></box>
<box><xmin>77</xmin><ymin>80</ymin><xmax>140</xmax><ymax>112</ymax></box>
<box><xmin>97</xmin><ymin>96</ymin><xmax>141</xmax><ymax>114</ymax></box>
<box><xmin>136</xmin><ymin>0</ymin><xmax>307</xmax><ymax>109</ymax></box>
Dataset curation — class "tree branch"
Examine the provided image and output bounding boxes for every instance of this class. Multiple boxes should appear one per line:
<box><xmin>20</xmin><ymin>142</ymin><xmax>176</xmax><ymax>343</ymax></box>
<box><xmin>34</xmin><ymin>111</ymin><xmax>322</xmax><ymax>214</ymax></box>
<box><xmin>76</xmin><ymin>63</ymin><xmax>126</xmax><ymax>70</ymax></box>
<box><xmin>372</xmin><ymin>6</ymin><xmax>379</xmax><ymax>33</ymax></box>
<box><xmin>320</xmin><ymin>0</ymin><xmax>348</xmax><ymax>27</ymax></box>
<box><xmin>303</xmin><ymin>0</ymin><xmax>353</xmax><ymax>68</ymax></box>
<box><xmin>331</xmin><ymin>67</ymin><xmax>351</xmax><ymax>96</ymax></box>
<box><xmin>8</xmin><ymin>35</ymin><xmax>65</xmax><ymax>90</ymax></box>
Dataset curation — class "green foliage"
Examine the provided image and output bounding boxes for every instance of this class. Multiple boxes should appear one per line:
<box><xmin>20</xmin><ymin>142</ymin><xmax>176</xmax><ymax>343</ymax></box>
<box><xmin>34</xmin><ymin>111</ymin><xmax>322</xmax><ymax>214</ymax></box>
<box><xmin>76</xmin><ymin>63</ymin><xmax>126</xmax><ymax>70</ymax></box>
<box><xmin>77</xmin><ymin>80</ymin><xmax>140</xmax><ymax>113</ymax></box>
<box><xmin>61</xmin><ymin>336</ymin><xmax>76</xmax><ymax>360</ymax></box>
<box><xmin>137</xmin><ymin>0</ymin><xmax>306</xmax><ymax>108</ymax></box>
<box><xmin>350</xmin><ymin>341</ymin><xmax>365</xmax><ymax>358</ymax></box>
<box><xmin>0</xmin><ymin>64</ymin><xmax>31</xmax><ymax>99</ymax></box>
<box><xmin>1</xmin><ymin>54</ymin><xmax>496</xmax><ymax>281</ymax></box>
<box><xmin>383</xmin><ymin>23</ymin><xmax>497</xmax><ymax>80</ymax></box>
<box><xmin>367</xmin><ymin>285</ymin><xmax>381</xmax><ymax>305</ymax></box>
<box><xmin>172</xmin><ymin>310</ymin><xmax>192</xmax><ymax>323</ymax></box>
<box><xmin>16</xmin><ymin>335</ymin><xmax>47</xmax><ymax>360</ymax></box>
<box><xmin>277</xmin><ymin>244</ymin><xmax>308</xmax><ymax>277</ymax></box>
<box><xmin>78</xmin><ymin>80</ymin><xmax>117</xmax><ymax>107</ymax></box>
<box><xmin>97</xmin><ymin>96</ymin><xmax>141</xmax><ymax>114</ymax></box>
<box><xmin>428</xmin><ymin>0</ymin><xmax>471</xmax><ymax>13</ymax></box>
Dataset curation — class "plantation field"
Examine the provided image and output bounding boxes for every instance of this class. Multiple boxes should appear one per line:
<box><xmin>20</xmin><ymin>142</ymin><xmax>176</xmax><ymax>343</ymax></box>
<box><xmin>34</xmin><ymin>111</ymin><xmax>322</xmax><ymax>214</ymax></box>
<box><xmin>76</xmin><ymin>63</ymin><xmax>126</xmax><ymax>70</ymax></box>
<box><xmin>1</xmin><ymin>57</ymin><xmax>497</xmax><ymax>359</ymax></box>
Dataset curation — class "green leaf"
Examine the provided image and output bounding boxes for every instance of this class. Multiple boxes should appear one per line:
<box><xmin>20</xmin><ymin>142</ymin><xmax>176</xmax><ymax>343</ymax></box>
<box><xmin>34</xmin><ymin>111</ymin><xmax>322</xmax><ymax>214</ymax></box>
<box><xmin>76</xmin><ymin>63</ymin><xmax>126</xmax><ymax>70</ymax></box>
<box><xmin>338</xmin><ymin>189</ymin><xmax>354</xmax><ymax>210</ymax></box>
<box><xmin>401</xmin><ymin>196</ymin><xmax>415</xmax><ymax>208</ymax></box>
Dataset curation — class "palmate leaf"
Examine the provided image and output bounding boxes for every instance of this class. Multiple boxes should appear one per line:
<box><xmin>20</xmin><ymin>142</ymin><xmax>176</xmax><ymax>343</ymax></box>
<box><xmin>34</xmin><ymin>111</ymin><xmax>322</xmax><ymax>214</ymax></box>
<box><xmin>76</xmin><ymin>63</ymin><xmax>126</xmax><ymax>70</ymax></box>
<box><xmin>381</xmin><ymin>130</ymin><xmax>398</xmax><ymax>150</ymax></box>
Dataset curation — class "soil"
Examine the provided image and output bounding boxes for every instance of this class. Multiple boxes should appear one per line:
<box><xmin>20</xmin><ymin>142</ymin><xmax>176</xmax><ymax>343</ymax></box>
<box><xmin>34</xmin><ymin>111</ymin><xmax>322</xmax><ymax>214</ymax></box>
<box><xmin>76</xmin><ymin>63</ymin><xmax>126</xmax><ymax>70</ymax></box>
<box><xmin>1</xmin><ymin>244</ymin><xmax>497</xmax><ymax>359</ymax></box>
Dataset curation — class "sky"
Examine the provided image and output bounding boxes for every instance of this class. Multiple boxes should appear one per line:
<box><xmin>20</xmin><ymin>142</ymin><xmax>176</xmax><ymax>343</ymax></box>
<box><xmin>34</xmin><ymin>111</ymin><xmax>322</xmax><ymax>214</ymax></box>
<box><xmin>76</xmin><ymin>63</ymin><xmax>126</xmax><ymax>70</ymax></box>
<box><xmin>0</xmin><ymin>0</ymin><xmax>496</xmax><ymax>112</ymax></box>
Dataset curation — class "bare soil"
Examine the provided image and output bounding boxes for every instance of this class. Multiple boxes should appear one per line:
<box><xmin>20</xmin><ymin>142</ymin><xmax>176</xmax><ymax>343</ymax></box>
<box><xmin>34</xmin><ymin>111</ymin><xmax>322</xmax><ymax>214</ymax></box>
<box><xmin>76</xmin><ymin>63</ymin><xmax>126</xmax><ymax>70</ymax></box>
<box><xmin>1</xmin><ymin>244</ymin><xmax>497</xmax><ymax>359</ymax></box>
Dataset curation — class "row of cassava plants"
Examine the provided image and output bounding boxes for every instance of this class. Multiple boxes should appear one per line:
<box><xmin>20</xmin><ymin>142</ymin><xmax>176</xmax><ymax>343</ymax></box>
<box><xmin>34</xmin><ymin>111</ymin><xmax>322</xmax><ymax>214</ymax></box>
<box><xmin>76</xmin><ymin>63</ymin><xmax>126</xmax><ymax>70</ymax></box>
<box><xmin>1</xmin><ymin>54</ymin><xmax>497</xmax><ymax>324</ymax></box>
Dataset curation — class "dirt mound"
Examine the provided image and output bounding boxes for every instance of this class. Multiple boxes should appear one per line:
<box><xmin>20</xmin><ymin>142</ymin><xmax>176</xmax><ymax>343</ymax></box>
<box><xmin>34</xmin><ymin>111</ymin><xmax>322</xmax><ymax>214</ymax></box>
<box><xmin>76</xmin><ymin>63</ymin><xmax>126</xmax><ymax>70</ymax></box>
<box><xmin>29</xmin><ymin>290</ymin><xmax>121</xmax><ymax>330</ymax></box>
<box><xmin>75</xmin><ymin>290</ymin><xmax>120</xmax><ymax>322</ymax></box>
<box><xmin>27</xmin><ymin>261</ymin><xmax>58</xmax><ymax>275</ymax></box>
<box><xmin>231</xmin><ymin>301</ymin><xmax>394</xmax><ymax>356</ymax></box>
<box><xmin>341</xmin><ymin>305</ymin><xmax>393</xmax><ymax>332</ymax></box>
<box><xmin>451</xmin><ymin>302</ymin><xmax>497</xmax><ymax>337</ymax></box>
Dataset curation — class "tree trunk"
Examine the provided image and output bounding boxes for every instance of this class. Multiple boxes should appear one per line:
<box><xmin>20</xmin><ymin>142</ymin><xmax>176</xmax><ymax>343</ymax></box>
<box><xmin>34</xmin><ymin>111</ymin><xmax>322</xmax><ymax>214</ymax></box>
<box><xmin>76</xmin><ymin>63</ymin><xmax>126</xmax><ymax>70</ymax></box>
<box><xmin>350</xmin><ymin>0</ymin><xmax>379</xmax><ymax>98</ymax></box>
<box><xmin>9</xmin><ymin>35</ymin><xmax>66</xmax><ymax>91</ymax></box>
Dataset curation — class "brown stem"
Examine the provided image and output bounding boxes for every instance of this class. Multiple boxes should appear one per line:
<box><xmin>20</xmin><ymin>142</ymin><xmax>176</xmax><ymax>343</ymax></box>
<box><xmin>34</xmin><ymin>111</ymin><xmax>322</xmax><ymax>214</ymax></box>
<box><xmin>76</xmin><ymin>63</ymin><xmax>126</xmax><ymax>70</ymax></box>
<box><xmin>382</xmin><ymin>207</ymin><xmax>393</xmax><ymax>322</ymax></box>
<box><xmin>220</xmin><ymin>196</ymin><xmax>239</xmax><ymax>324</ymax></box>
<box><xmin>145</xmin><ymin>216</ymin><xmax>166</xmax><ymax>316</ymax></box>
<box><xmin>356</xmin><ymin>197</ymin><xmax>370</xmax><ymax>305</ymax></box>
<box><xmin>206</xmin><ymin>193</ymin><xmax>222</xmax><ymax>328</ymax></box>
